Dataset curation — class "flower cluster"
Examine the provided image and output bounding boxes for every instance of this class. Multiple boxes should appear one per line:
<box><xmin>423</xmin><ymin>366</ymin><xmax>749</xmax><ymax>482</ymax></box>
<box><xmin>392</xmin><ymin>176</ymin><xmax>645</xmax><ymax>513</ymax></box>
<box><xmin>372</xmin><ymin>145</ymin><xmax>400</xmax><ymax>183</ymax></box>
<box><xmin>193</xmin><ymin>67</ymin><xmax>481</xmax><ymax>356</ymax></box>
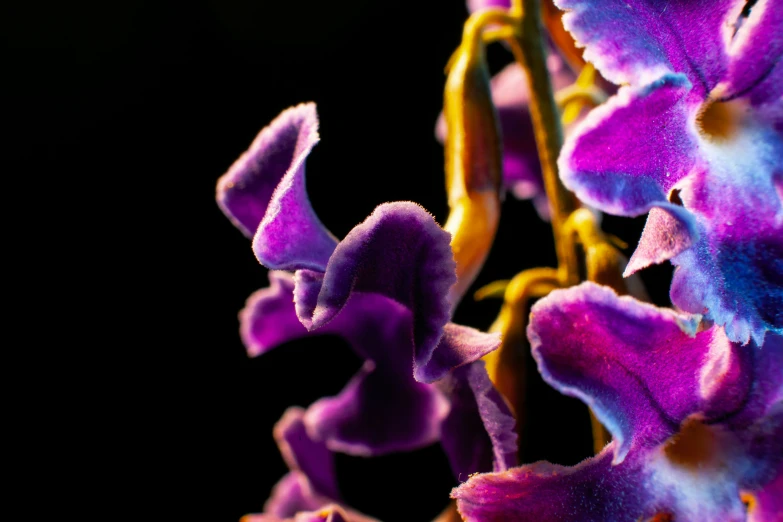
<box><xmin>218</xmin><ymin>0</ymin><xmax>781</xmax><ymax>520</ymax></box>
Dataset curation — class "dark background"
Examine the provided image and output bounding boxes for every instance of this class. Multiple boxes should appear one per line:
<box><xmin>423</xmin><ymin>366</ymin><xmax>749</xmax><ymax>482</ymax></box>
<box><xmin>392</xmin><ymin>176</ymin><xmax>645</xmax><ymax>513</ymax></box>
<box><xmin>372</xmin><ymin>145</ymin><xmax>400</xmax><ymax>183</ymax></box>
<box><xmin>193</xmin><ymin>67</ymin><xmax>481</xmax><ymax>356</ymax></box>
<box><xmin>8</xmin><ymin>1</ymin><xmax>672</xmax><ymax>520</ymax></box>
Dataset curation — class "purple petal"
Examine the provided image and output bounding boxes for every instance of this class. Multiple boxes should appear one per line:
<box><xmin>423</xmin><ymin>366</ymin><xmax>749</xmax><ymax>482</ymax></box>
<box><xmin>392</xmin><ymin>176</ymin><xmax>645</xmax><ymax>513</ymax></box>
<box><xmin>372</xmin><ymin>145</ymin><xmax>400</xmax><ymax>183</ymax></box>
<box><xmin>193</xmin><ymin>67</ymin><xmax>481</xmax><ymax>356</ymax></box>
<box><xmin>415</xmin><ymin>323</ymin><xmax>501</xmax><ymax>383</ymax></box>
<box><xmin>438</xmin><ymin>361</ymin><xmax>517</xmax><ymax>480</ymax></box>
<box><xmin>528</xmin><ymin>282</ymin><xmax>729</xmax><ymax>464</ymax></box>
<box><xmin>466</xmin><ymin>0</ymin><xmax>510</xmax><ymax>12</ymax></box>
<box><xmin>304</xmin><ymin>359</ymin><xmax>449</xmax><ymax>456</ymax></box>
<box><xmin>240</xmin><ymin>272</ymin><xmax>306</xmax><ymax>357</ymax></box>
<box><xmin>217</xmin><ymin>103</ymin><xmax>321</xmax><ymax>238</ymax></box>
<box><xmin>554</xmin><ymin>0</ymin><xmax>733</xmax><ymax>95</ymax></box>
<box><xmin>249</xmin><ymin>114</ymin><xmax>338</xmax><ymax>272</ymax></box>
<box><xmin>293</xmin><ymin>202</ymin><xmax>464</xmax><ymax>381</ymax></box>
<box><xmin>724</xmin><ymin>0</ymin><xmax>783</xmax><ymax>104</ymax></box>
<box><xmin>274</xmin><ymin>407</ymin><xmax>340</xmax><ymax>500</ymax></box>
<box><xmin>453</xmin><ymin>444</ymin><xmax>651</xmax><ymax>522</ymax></box>
<box><xmin>746</xmin><ymin>467</ymin><xmax>783</xmax><ymax>522</ymax></box>
<box><xmin>666</xmin><ymin>134</ymin><xmax>783</xmax><ymax>344</ymax></box>
<box><xmin>624</xmin><ymin>204</ymin><xmax>699</xmax><ymax>277</ymax></box>
<box><xmin>560</xmin><ymin>74</ymin><xmax>698</xmax><ymax>216</ymax></box>
<box><xmin>263</xmin><ymin>472</ymin><xmax>332</xmax><ymax>519</ymax></box>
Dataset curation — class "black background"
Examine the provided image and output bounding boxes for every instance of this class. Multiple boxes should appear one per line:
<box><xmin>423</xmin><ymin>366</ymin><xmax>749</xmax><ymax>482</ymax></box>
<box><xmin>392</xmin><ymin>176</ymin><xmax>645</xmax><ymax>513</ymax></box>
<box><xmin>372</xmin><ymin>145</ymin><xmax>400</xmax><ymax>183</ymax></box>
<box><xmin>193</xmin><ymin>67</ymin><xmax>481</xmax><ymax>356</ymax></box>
<box><xmin>8</xmin><ymin>1</ymin><xmax>673</xmax><ymax>520</ymax></box>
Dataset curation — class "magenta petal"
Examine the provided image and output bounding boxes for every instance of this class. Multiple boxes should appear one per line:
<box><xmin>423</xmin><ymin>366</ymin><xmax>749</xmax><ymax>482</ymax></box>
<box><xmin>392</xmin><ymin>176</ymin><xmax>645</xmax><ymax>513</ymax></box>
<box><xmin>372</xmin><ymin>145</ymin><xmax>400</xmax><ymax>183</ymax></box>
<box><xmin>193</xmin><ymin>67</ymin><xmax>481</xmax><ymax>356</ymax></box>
<box><xmin>263</xmin><ymin>472</ymin><xmax>332</xmax><ymax>519</ymax></box>
<box><xmin>275</xmin><ymin>407</ymin><xmax>340</xmax><ymax>501</ymax></box>
<box><xmin>560</xmin><ymin>74</ymin><xmax>698</xmax><ymax>216</ymax></box>
<box><xmin>439</xmin><ymin>361</ymin><xmax>517</xmax><ymax>480</ymax></box>
<box><xmin>554</xmin><ymin>0</ymin><xmax>732</xmax><ymax>94</ymax></box>
<box><xmin>453</xmin><ymin>444</ymin><xmax>648</xmax><ymax>522</ymax></box>
<box><xmin>295</xmin><ymin>202</ymin><xmax>459</xmax><ymax>379</ymax></box>
<box><xmin>415</xmin><ymin>323</ymin><xmax>501</xmax><ymax>383</ymax></box>
<box><xmin>303</xmin><ymin>360</ymin><xmax>449</xmax><ymax>456</ymax></box>
<box><xmin>624</xmin><ymin>204</ymin><xmax>698</xmax><ymax>277</ymax></box>
<box><xmin>466</xmin><ymin>0</ymin><xmax>511</xmax><ymax>12</ymax></box>
<box><xmin>252</xmin><ymin>146</ymin><xmax>339</xmax><ymax>272</ymax></box>
<box><xmin>217</xmin><ymin>103</ymin><xmax>321</xmax><ymax>238</ymax></box>
<box><xmin>240</xmin><ymin>272</ymin><xmax>306</xmax><ymax>357</ymax></box>
<box><xmin>528</xmin><ymin>282</ymin><xmax>715</xmax><ymax>463</ymax></box>
<box><xmin>724</xmin><ymin>0</ymin><xmax>783</xmax><ymax>103</ymax></box>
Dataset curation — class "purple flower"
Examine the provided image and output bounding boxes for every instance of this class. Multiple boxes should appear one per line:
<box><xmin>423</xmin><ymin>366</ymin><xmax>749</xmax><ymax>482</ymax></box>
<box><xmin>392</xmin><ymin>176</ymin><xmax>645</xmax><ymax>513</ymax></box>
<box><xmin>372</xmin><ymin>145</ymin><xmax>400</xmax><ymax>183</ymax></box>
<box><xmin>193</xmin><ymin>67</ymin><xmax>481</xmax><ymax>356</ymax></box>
<box><xmin>218</xmin><ymin>103</ymin><xmax>517</xmax><ymax>478</ymax></box>
<box><xmin>218</xmin><ymin>103</ymin><xmax>500</xmax><ymax>383</ymax></box>
<box><xmin>554</xmin><ymin>0</ymin><xmax>783</xmax><ymax>344</ymax></box>
<box><xmin>453</xmin><ymin>283</ymin><xmax>783</xmax><ymax>521</ymax></box>
<box><xmin>241</xmin><ymin>407</ymin><xmax>379</xmax><ymax>522</ymax></box>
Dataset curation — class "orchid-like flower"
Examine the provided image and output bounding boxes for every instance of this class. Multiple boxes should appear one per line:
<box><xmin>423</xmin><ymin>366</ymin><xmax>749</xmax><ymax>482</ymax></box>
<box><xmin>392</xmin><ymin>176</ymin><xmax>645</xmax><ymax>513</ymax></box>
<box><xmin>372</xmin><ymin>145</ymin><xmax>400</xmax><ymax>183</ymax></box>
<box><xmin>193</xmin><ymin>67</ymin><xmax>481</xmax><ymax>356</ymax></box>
<box><xmin>217</xmin><ymin>103</ymin><xmax>518</xmax><ymax>481</ymax></box>
<box><xmin>453</xmin><ymin>282</ymin><xmax>783</xmax><ymax>521</ymax></box>
<box><xmin>554</xmin><ymin>0</ymin><xmax>783</xmax><ymax>344</ymax></box>
<box><xmin>241</xmin><ymin>407</ymin><xmax>379</xmax><ymax>522</ymax></box>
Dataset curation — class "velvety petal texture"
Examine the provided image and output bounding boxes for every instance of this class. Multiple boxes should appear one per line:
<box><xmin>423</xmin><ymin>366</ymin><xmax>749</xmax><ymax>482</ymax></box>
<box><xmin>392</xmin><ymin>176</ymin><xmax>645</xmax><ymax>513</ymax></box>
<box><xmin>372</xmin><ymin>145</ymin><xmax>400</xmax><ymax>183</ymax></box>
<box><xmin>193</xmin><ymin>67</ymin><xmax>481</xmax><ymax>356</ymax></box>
<box><xmin>217</xmin><ymin>103</ymin><xmax>325</xmax><ymax>240</ymax></box>
<box><xmin>438</xmin><ymin>361</ymin><xmax>517</xmax><ymax>480</ymax></box>
<box><xmin>554</xmin><ymin>0</ymin><xmax>733</xmax><ymax>93</ymax></box>
<box><xmin>455</xmin><ymin>284</ymin><xmax>783</xmax><ymax>521</ymax></box>
<box><xmin>557</xmin><ymin>0</ymin><xmax>783</xmax><ymax>343</ymax></box>
<box><xmin>241</xmin><ymin>272</ymin><xmax>450</xmax><ymax>455</ymax></box>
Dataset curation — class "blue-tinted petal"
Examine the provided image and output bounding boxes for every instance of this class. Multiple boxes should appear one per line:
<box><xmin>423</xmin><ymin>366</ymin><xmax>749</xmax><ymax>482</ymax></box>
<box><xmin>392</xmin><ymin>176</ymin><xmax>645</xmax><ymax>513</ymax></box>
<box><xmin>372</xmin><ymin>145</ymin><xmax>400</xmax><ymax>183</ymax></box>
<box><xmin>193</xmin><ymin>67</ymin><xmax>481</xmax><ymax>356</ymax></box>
<box><xmin>554</xmin><ymin>0</ymin><xmax>733</xmax><ymax>95</ymax></box>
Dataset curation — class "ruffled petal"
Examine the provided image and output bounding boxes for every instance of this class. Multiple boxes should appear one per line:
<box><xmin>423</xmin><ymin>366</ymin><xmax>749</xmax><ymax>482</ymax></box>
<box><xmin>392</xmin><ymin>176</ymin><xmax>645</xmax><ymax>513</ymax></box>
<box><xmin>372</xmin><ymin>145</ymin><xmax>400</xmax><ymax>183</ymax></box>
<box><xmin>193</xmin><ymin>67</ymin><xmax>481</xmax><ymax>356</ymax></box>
<box><xmin>554</xmin><ymin>0</ymin><xmax>733</xmax><ymax>95</ymax></box>
<box><xmin>303</xmin><ymin>360</ymin><xmax>450</xmax><ymax>456</ymax></box>
<box><xmin>415</xmin><ymin>323</ymin><xmax>501</xmax><ymax>384</ymax></box>
<box><xmin>560</xmin><ymin>74</ymin><xmax>698</xmax><ymax>215</ymax></box>
<box><xmin>240</xmin><ymin>272</ymin><xmax>306</xmax><ymax>357</ymax></box>
<box><xmin>274</xmin><ymin>407</ymin><xmax>340</xmax><ymax>500</ymax></box>
<box><xmin>292</xmin><ymin>202</ymin><xmax>474</xmax><ymax>382</ymax></box>
<box><xmin>528</xmin><ymin>282</ymin><xmax>732</xmax><ymax>463</ymax></box>
<box><xmin>453</xmin><ymin>444</ymin><xmax>654</xmax><ymax>522</ymax></box>
<box><xmin>723</xmin><ymin>0</ymin><xmax>783</xmax><ymax>103</ymax></box>
<box><xmin>438</xmin><ymin>361</ymin><xmax>517</xmax><ymax>480</ymax></box>
<box><xmin>246</xmin><ymin>108</ymin><xmax>338</xmax><ymax>272</ymax></box>
<box><xmin>667</xmin><ymin>125</ymin><xmax>783</xmax><ymax>344</ymax></box>
<box><xmin>263</xmin><ymin>472</ymin><xmax>333</xmax><ymax>519</ymax></box>
<box><xmin>217</xmin><ymin>103</ymin><xmax>322</xmax><ymax>238</ymax></box>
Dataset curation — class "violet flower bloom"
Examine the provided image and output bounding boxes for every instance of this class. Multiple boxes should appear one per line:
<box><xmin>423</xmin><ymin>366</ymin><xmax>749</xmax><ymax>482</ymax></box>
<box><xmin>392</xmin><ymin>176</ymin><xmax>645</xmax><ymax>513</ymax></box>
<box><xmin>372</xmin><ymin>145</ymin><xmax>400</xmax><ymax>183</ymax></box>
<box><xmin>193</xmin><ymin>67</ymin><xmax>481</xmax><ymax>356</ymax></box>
<box><xmin>453</xmin><ymin>282</ymin><xmax>783</xmax><ymax>521</ymax></box>
<box><xmin>241</xmin><ymin>407</ymin><xmax>379</xmax><ymax>522</ymax></box>
<box><xmin>554</xmin><ymin>0</ymin><xmax>783</xmax><ymax>344</ymax></box>
<box><xmin>217</xmin><ymin>103</ymin><xmax>517</xmax><ymax>477</ymax></box>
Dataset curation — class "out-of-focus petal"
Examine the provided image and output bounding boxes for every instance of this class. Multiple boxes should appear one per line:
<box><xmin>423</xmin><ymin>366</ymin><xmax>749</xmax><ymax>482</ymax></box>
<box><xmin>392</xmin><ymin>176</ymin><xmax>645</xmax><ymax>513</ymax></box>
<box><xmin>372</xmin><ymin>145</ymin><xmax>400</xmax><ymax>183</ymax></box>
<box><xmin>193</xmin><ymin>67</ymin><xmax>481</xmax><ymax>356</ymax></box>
<box><xmin>263</xmin><ymin>472</ymin><xmax>332</xmax><ymax>520</ymax></box>
<box><xmin>217</xmin><ymin>103</ymin><xmax>322</xmax><ymax>238</ymax></box>
<box><xmin>723</xmin><ymin>0</ymin><xmax>783</xmax><ymax>103</ymax></box>
<box><xmin>554</xmin><ymin>0</ymin><xmax>733</xmax><ymax>95</ymax></box>
<box><xmin>438</xmin><ymin>361</ymin><xmax>517</xmax><ymax>480</ymax></box>
<box><xmin>466</xmin><ymin>0</ymin><xmax>510</xmax><ymax>12</ymax></box>
<box><xmin>528</xmin><ymin>282</ymin><xmax>733</xmax><ymax>464</ymax></box>
<box><xmin>559</xmin><ymin>74</ymin><xmax>697</xmax><ymax>216</ymax></box>
<box><xmin>436</xmin><ymin>61</ymin><xmax>575</xmax><ymax>217</ymax></box>
<box><xmin>303</xmin><ymin>359</ymin><xmax>450</xmax><ymax>456</ymax></box>
<box><xmin>274</xmin><ymin>408</ymin><xmax>340</xmax><ymax>500</ymax></box>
